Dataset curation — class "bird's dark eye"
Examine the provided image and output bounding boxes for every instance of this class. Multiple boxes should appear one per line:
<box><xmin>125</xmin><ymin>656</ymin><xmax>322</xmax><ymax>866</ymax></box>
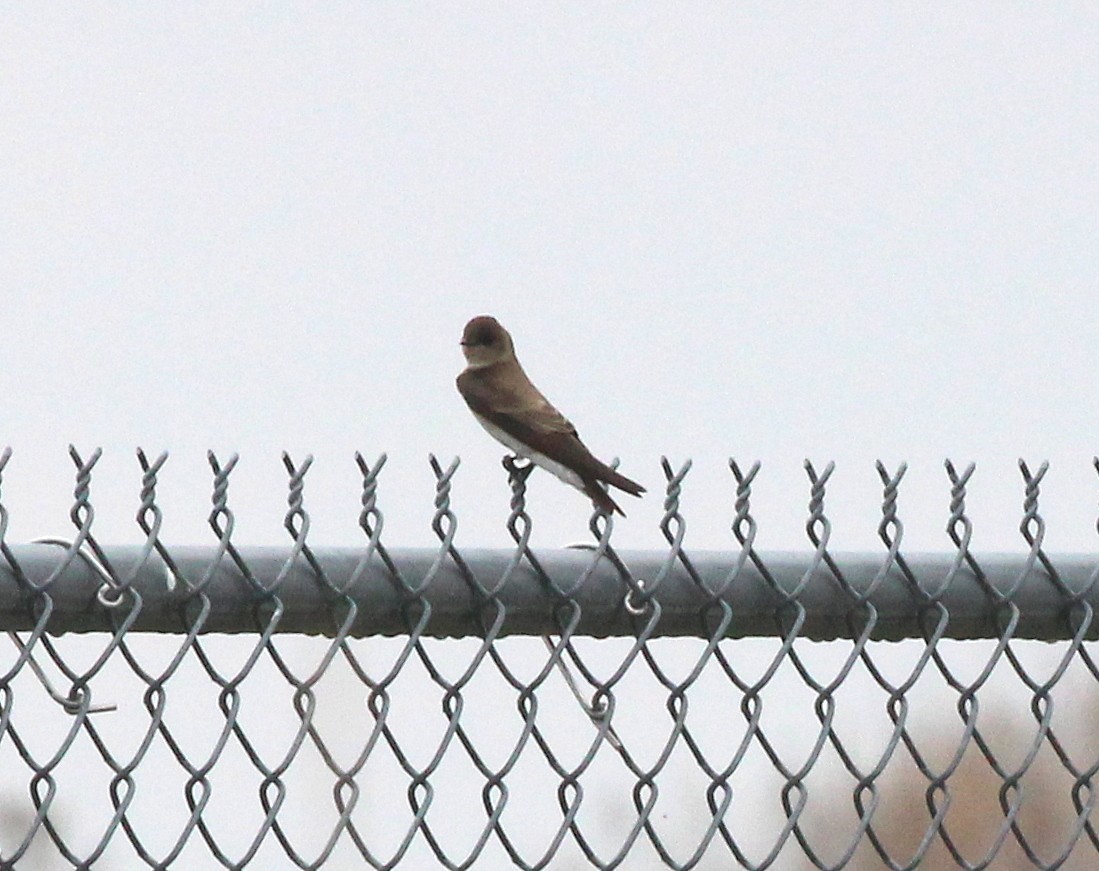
<box><xmin>469</xmin><ymin>326</ymin><xmax>496</xmax><ymax>346</ymax></box>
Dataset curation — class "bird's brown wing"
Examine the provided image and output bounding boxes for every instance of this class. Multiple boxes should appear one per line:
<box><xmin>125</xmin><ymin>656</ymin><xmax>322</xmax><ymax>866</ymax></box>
<box><xmin>457</xmin><ymin>367</ymin><xmax>575</xmax><ymax>434</ymax></box>
<box><xmin>457</xmin><ymin>368</ymin><xmax>645</xmax><ymax>498</ymax></box>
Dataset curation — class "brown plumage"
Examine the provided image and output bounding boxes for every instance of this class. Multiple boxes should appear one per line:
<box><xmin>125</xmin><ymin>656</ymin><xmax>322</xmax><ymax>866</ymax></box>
<box><xmin>456</xmin><ymin>315</ymin><xmax>644</xmax><ymax>515</ymax></box>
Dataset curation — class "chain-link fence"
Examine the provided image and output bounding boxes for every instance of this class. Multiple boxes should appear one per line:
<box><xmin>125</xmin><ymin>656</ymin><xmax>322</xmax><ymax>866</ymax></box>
<box><xmin>2</xmin><ymin>447</ymin><xmax>1099</xmax><ymax>869</ymax></box>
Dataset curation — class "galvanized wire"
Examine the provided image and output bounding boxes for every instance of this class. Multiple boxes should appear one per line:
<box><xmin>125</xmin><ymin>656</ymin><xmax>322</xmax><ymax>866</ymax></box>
<box><xmin>0</xmin><ymin>448</ymin><xmax>1098</xmax><ymax>868</ymax></box>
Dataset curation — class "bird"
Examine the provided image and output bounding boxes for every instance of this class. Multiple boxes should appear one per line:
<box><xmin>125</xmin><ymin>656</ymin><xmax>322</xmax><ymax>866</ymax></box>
<box><xmin>456</xmin><ymin>315</ymin><xmax>645</xmax><ymax>515</ymax></box>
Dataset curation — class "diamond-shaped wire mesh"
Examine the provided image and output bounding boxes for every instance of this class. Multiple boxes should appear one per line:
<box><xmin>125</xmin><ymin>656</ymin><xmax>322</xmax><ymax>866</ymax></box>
<box><xmin>1</xmin><ymin>447</ymin><xmax>1098</xmax><ymax>869</ymax></box>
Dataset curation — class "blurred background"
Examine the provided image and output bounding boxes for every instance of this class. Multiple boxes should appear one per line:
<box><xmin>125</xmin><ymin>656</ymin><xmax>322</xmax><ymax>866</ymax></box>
<box><xmin>1</xmin><ymin>5</ymin><xmax>1098</xmax><ymax>868</ymax></box>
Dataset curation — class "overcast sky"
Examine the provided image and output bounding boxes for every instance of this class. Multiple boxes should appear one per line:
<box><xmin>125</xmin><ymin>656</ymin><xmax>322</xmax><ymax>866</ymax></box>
<box><xmin>2</xmin><ymin>6</ymin><xmax>1097</xmax><ymax>553</ymax></box>
<box><xmin>2</xmin><ymin>6</ymin><xmax>1099</xmax><ymax>869</ymax></box>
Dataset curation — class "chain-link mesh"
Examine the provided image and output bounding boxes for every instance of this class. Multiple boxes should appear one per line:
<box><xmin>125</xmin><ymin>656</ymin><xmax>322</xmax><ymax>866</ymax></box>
<box><xmin>2</xmin><ymin>447</ymin><xmax>1099</xmax><ymax>869</ymax></box>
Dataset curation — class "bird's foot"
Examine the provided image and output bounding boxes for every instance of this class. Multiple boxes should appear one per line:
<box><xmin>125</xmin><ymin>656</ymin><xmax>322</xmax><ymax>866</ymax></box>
<box><xmin>502</xmin><ymin>455</ymin><xmax>534</xmax><ymax>478</ymax></box>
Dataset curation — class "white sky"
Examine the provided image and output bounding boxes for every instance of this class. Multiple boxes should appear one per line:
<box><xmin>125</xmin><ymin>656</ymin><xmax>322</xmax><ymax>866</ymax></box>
<box><xmin>2</xmin><ymin>5</ymin><xmax>1097</xmax><ymax>552</ymax></box>
<box><xmin>1</xmin><ymin>9</ymin><xmax>1098</xmax><ymax>867</ymax></box>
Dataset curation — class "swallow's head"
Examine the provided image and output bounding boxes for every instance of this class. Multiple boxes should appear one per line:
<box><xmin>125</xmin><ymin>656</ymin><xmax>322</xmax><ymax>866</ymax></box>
<box><xmin>460</xmin><ymin>315</ymin><xmax>514</xmax><ymax>367</ymax></box>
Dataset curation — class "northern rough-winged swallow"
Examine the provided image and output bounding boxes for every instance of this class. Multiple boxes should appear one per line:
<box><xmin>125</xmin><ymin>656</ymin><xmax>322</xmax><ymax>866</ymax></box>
<box><xmin>456</xmin><ymin>315</ymin><xmax>645</xmax><ymax>516</ymax></box>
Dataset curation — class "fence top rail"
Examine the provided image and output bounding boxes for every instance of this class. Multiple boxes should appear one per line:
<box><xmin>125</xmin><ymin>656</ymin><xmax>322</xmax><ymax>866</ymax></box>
<box><xmin>0</xmin><ymin>543</ymin><xmax>1094</xmax><ymax>641</ymax></box>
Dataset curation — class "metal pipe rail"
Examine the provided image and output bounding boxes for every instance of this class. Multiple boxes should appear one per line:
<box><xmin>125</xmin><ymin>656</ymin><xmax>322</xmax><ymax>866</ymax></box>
<box><xmin>0</xmin><ymin>545</ymin><xmax>1095</xmax><ymax>642</ymax></box>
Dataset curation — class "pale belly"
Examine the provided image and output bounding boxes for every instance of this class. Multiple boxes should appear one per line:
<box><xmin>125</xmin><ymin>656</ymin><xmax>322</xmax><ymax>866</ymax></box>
<box><xmin>474</xmin><ymin>414</ymin><xmax>585</xmax><ymax>491</ymax></box>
